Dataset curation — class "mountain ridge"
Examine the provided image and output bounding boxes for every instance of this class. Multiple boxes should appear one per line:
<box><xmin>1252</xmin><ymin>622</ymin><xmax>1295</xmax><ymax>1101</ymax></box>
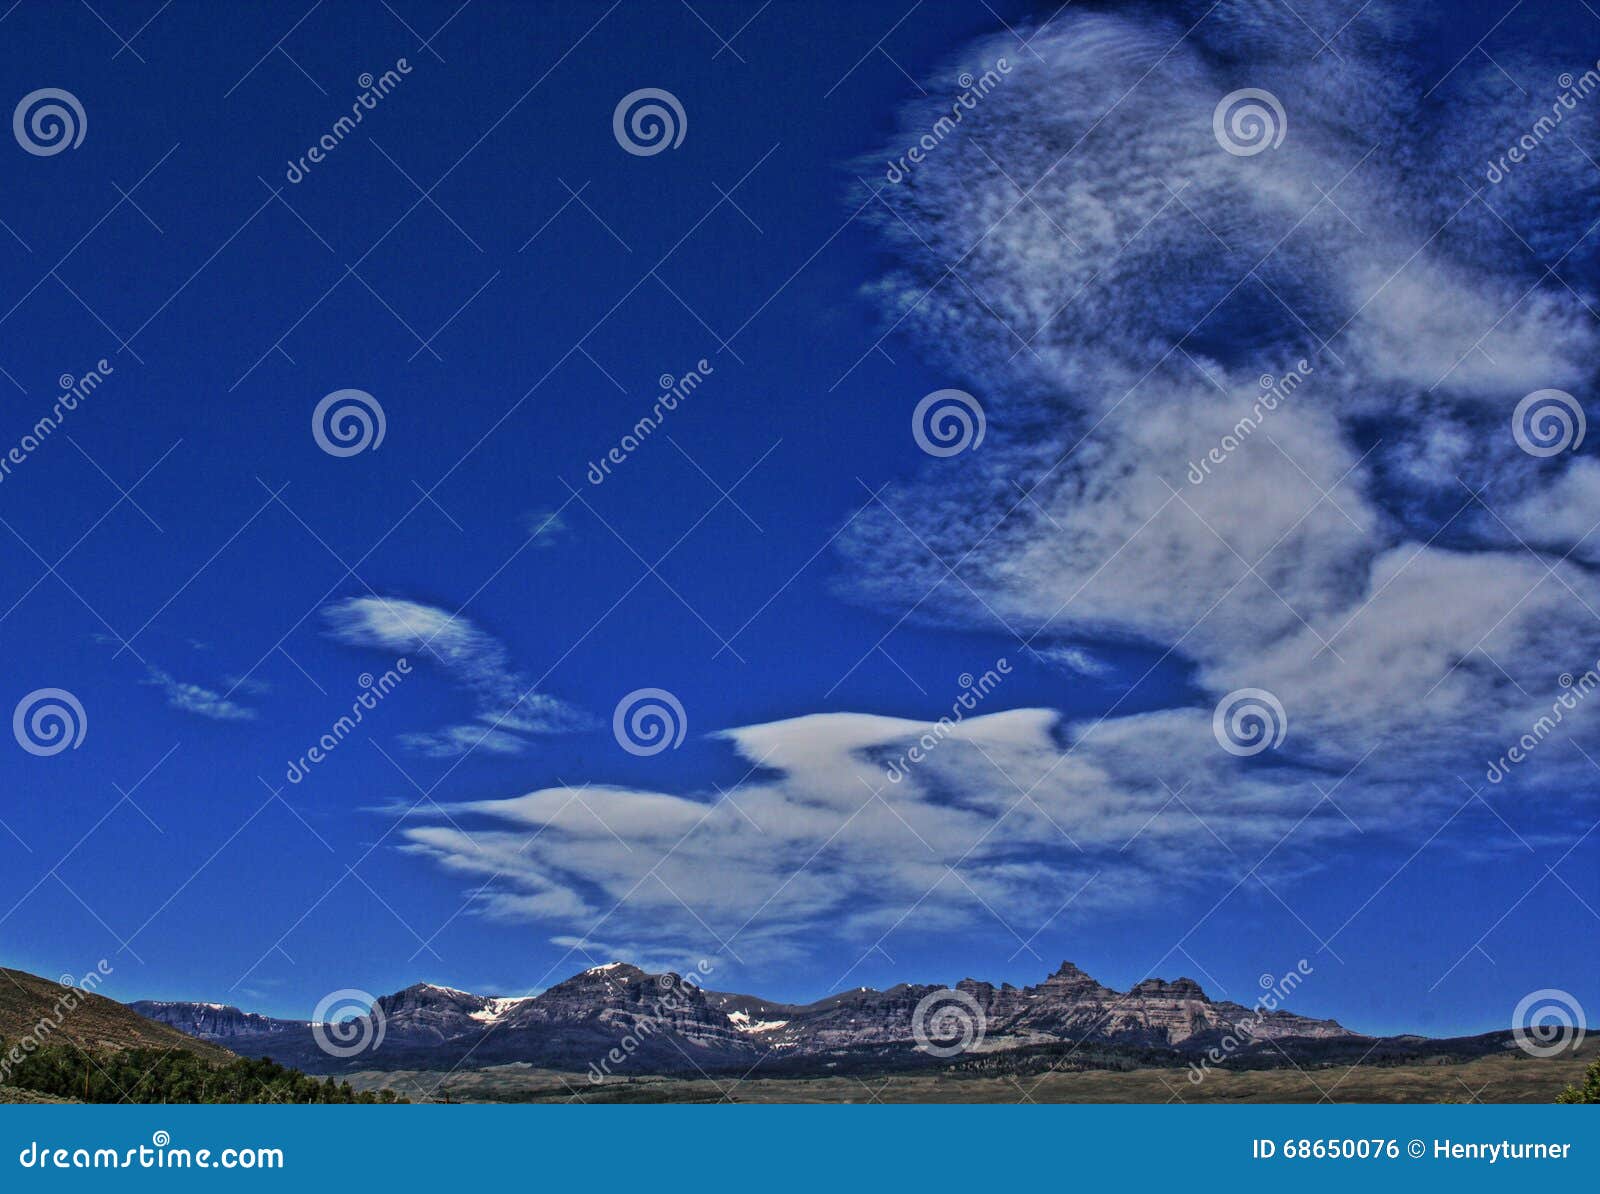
<box><xmin>132</xmin><ymin>959</ymin><xmax>1355</xmax><ymax>1076</ymax></box>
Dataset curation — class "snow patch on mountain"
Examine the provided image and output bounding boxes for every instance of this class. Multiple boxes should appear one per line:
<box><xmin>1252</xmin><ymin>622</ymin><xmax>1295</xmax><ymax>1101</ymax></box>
<box><xmin>726</xmin><ymin>1010</ymin><xmax>790</xmax><ymax>1034</ymax></box>
<box><xmin>469</xmin><ymin>997</ymin><xmax>533</xmax><ymax>1023</ymax></box>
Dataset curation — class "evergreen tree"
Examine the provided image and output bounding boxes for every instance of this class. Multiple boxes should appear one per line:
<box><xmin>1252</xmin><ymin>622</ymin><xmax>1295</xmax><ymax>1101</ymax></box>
<box><xmin>1557</xmin><ymin>1057</ymin><xmax>1599</xmax><ymax>1104</ymax></box>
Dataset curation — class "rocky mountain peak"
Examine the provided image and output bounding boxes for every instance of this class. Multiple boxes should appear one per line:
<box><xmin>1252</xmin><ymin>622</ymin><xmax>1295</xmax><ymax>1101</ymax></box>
<box><xmin>574</xmin><ymin>961</ymin><xmax>648</xmax><ymax>982</ymax></box>
<box><xmin>392</xmin><ymin>982</ymin><xmax>477</xmax><ymax>1003</ymax></box>
<box><xmin>527</xmin><ymin>962</ymin><xmax>703</xmax><ymax>1019</ymax></box>
<box><xmin>1040</xmin><ymin>960</ymin><xmax>1114</xmax><ymax>996</ymax></box>
<box><xmin>134</xmin><ymin>958</ymin><xmax>1358</xmax><ymax>1075</ymax></box>
<box><xmin>1129</xmin><ymin>977</ymin><xmax>1206</xmax><ymax>1000</ymax></box>
<box><xmin>127</xmin><ymin>998</ymin><xmax>285</xmax><ymax>1040</ymax></box>
<box><xmin>1046</xmin><ymin>960</ymin><xmax>1091</xmax><ymax>981</ymax></box>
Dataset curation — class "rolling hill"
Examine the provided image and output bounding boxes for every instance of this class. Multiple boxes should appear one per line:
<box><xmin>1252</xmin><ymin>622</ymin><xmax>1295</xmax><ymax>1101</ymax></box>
<box><xmin>0</xmin><ymin>967</ymin><xmax>232</xmax><ymax>1064</ymax></box>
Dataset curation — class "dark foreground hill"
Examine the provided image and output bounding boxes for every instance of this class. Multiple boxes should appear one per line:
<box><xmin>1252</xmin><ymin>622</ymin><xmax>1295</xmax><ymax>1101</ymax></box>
<box><xmin>0</xmin><ymin>967</ymin><xmax>401</xmax><ymax>1103</ymax></box>
<box><xmin>0</xmin><ymin>967</ymin><xmax>233</xmax><ymax>1063</ymax></box>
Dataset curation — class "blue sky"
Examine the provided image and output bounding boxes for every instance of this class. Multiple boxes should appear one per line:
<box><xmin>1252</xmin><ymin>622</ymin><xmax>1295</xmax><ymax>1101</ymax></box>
<box><xmin>1</xmin><ymin>0</ymin><xmax>1596</xmax><ymax>1041</ymax></box>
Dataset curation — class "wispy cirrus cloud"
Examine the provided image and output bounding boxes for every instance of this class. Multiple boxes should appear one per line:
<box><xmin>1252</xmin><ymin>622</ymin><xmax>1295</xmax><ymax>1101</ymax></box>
<box><xmin>321</xmin><ymin>596</ymin><xmax>595</xmax><ymax>756</ymax></box>
<box><xmin>834</xmin><ymin>0</ymin><xmax>1600</xmax><ymax>786</ymax></box>
<box><xmin>399</xmin><ymin>724</ymin><xmax>533</xmax><ymax>759</ymax></box>
<box><xmin>522</xmin><ymin>508</ymin><xmax>570</xmax><ymax>547</ymax></box>
<box><xmin>143</xmin><ymin>667</ymin><xmax>258</xmax><ymax>722</ymax></box>
<box><xmin>1035</xmin><ymin>645</ymin><xmax>1113</xmax><ymax>678</ymax></box>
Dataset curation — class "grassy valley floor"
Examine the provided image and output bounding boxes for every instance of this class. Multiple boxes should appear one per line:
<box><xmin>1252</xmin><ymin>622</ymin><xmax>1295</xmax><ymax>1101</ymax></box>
<box><xmin>346</xmin><ymin>1040</ymin><xmax>1596</xmax><ymax>1104</ymax></box>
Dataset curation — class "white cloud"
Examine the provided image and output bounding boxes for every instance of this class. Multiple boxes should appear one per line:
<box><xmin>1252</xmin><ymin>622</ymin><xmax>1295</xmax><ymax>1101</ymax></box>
<box><xmin>398</xmin><ymin>724</ymin><xmax>531</xmax><ymax>758</ymax></box>
<box><xmin>143</xmin><ymin>668</ymin><xmax>257</xmax><ymax>722</ymax></box>
<box><xmin>1503</xmin><ymin>460</ymin><xmax>1600</xmax><ymax>562</ymax></box>
<box><xmin>833</xmin><ymin>0</ymin><xmax>1600</xmax><ymax>797</ymax></box>
<box><xmin>522</xmin><ymin>509</ymin><xmax>569</xmax><ymax>547</ymax></box>
<box><xmin>395</xmin><ymin>1</ymin><xmax>1600</xmax><ymax>968</ymax></box>
<box><xmin>322</xmin><ymin>596</ymin><xmax>595</xmax><ymax>755</ymax></box>
<box><xmin>400</xmin><ymin>709</ymin><xmax>1352</xmax><ymax>966</ymax></box>
<box><xmin>1034</xmin><ymin>645</ymin><xmax>1113</xmax><ymax>677</ymax></box>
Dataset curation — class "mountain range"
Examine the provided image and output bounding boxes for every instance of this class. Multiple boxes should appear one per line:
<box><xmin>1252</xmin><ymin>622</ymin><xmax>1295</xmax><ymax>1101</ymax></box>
<box><xmin>133</xmin><ymin>960</ymin><xmax>1356</xmax><ymax>1076</ymax></box>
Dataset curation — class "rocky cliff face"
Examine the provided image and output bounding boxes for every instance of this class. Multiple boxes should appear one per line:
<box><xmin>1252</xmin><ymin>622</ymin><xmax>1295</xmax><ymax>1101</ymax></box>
<box><xmin>133</xmin><ymin>960</ymin><xmax>1354</xmax><ymax>1075</ymax></box>
<box><xmin>944</xmin><ymin>964</ymin><xmax>1347</xmax><ymax>1049</ymax></box>
<box><xmin>722</xmin><ymin>961</ymin><xmax>1347</xmax><ymax>1056</ymax></box>
<box><xmin>499</xmin><ymin>963</ymin><xmax>748</xmax><ymax>1051</ymax></box>
<box><xmin>373</xmin><ymin>984</ymin><xmax>533</xmax><ymax>1043</ymax></box>
<box><xmin>126</xmin><ymin>1000</ymin><xmax>288</xmax><ymax>1041</ymax></box>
